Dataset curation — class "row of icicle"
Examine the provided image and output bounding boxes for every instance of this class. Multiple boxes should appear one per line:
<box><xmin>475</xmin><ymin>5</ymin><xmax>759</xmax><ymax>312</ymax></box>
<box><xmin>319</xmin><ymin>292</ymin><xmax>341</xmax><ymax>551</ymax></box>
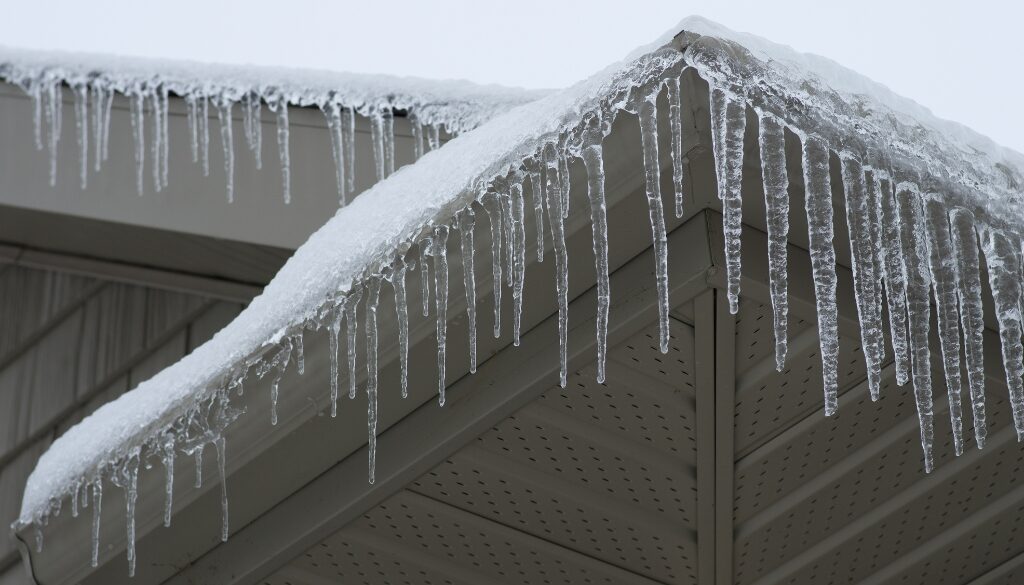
<box><xmin>22</xmin><ymin>47</ymin><xmax>1024</xmax><ymax>578</ymax></box>
<box><xmin>20</xmin><ymin>75</ymin><xmax>449</xmax><ymax>204</ymax></box>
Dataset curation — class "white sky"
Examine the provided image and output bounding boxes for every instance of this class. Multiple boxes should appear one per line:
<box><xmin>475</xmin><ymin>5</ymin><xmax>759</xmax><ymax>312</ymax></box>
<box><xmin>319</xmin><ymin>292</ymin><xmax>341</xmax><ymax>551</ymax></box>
<box><xmin>2</xmin><ymin>0</ymin><xmax>1022</xmax><ymax>152</ymax></box>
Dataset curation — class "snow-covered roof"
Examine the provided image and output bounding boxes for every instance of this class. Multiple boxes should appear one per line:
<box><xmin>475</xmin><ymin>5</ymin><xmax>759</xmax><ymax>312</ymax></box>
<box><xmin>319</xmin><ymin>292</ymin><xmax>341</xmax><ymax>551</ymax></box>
<box><xmin>15</xmin><ymin>16</ymin><xmax>1024</xmax><ymax>578</ymax></box>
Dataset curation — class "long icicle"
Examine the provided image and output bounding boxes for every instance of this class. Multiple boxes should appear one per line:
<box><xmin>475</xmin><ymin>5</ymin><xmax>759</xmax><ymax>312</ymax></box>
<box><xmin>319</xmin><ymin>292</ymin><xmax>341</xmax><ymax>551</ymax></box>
<box><xmin>343</xmin><ymin>107</ymin><xmax>355</xmax><ymax>197</ymax></box>
<box><xmin>894</xmin><ymin>182</ymin><xmax>936</xmax><ymax>472</ymax></box>
<box><xmin>922</xmin><ymin>193</ymin><xmax>965</xmax><ymax>455</ymax></box>
<box><xmin>949</xmin><ymin>207</ymin><xmax>986</xmax><ymax>448</ymax></box>
<box><xmin>90</xmin><ymin>476</ymin><xmax>103</xmax><ymax>567</ymax></box>
<box><xmin>877</xmin><ymin>172</ymin><xmax>912</xmax><ymax>386</ymax></box>
<box><xmin>45</xmin><ymin>81</ymin><xmax>62</xmax><ymax>187</ymax></box>
<box><xmin>458</xmin><ymin>209</ymin><xmax>478</xmax><ymax>373</ymax></box>
<box><xmin>325</xmin><ymin>102</ymin><xmax>346</xmax><ymax>204</ymax></box>
<box><xmin>370</xmin><ymin>108</ymin><xmax>386</xmax><ymax>181</ymax></box>
<box><xmin>160</xmin><ymin>436</ymin><xmax>174</xmax><ymax>527</ymax></box>
<box><xmin>365</xmin><ymin>276</ymin><xmax>382</xmax><ymax>484</ymax></box>
<box><xmin>711</xmin><ymin>90</ymin><xmax>746</xmax><ymax>315</ymax></box>
<box><xmin>665</xmin><ymin>76</ymin><xmax>686</xmax><ymax>218</ymax></box>
<box><xmin>543</xmin><ymin>142</ymin><xmax>569</xmax><ymax>387</ymax></box>
<box><xmin>390</xmin><ymin>258</ymin><xmax>410</xmax><ymax>397</ymax></box>
<box><xmin>215</xmin><ymin>436</ymin><xmax>229</xmax><ymax>542</ymax></box>
<box><xmin>216</xmin><ymin>98</ymin><xmax>235</xmax><ymax>203</ymax></box>
<box><xmin>329</xmin><ymin>304</ymin><xmax>342</xmax><ymax>416</ymax></box>
<box><xmin>979</xmin><ymin>225</ymin><xmax>1024</xmax><ymax>441</ymax></box>
<box><xmin>581</xmin><ymin>112</ymin><xmax>610</xmax><ymax>383</ymax></box>
<box><xmin>433</xmin><ymin>226</ymin><xmax>450</xmax><ymax>405</ymax></box>
<box><xmin>129</xmin><ymin>90</ymin><xmax>145</xmax><ymax>196</ymax></box>
<box><xmin>73</xmin><ymin>84</ymin><xmax>88</xmax><ymax>190</ymax></box>
<box><xmin>758</xmin><ymin>112</ymin><xmax>790</xmax><ymax>371</ymax></box>
<box><xmin>151</xmin><ymin>89</ymin><xmax>164</xmax><ymax>193</ymax></box>
<box><xmin>482</xmin><ymin>193</ymin><xmax>504</xmax><ymax>338</ymax></box>
<box><xmin>841</xmin><ymin>155</ymin><xmax>884</xmax><ymax>401</ymax></box>
<box><xmin>345</xmin><ymin>285</ymin><xmax>364</xmax><ymax>400</ymax></box>
<box><xmin>637</xmin><ymin>89</ymin><xmax>671</xmax><ymax>353</ymax></box>
<box><xmin>276</xmin><ymin>101</ymin><xmax>291</xmax><ymax>204</ymax></box>
<box><xmin>529</xmin><ymin>161</ymin><xmax>546</xmax><ymax>262</ymax></box>
<box><xmin>419</xmin><ymin>238</ymin><xmax>432</xmax><ymax>318</ymax></box>
<box><xmin>801</xmin><ymin>134</ymin><xmax>839</xmax><ymax>415</ymax></box>
<box><xmin>510</xmin><ymin>177</ymin><xmax>527</xmax><ymax>346</ymax></box>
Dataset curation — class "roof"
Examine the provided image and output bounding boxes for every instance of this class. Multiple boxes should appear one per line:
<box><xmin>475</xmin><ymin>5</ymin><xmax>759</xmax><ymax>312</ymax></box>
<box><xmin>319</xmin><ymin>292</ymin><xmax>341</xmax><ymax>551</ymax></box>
<box><xmin>14</xmin><ymin>14</ymin><xmax>1024</xmax><ymax>575</ymax></box>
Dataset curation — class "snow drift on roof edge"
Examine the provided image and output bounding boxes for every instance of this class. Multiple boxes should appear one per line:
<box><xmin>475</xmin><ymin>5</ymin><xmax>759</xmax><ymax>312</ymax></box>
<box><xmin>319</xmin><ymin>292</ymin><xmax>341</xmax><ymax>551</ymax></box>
<box><xmin>16</xmin><ymin>23</ymin><xmax>684</xmax><ymax>525</ymax></box>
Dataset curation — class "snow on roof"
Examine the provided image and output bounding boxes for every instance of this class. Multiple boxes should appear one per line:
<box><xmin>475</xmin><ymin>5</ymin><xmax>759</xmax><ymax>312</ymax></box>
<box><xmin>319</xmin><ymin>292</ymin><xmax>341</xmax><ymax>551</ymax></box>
<box><xmin>16</xmin><ymin>16</ymin><xmax>1024</xmax><ymax>575</ymax></box>
<box><xmin>0</xmin><ymin>45</ymin><xmax>546</xmax><ymax>132</ymax></box>
<box><xmin>678</xmin><ymin>15</ymin><xmax>1024</xmax><ymax>228</ymax></box>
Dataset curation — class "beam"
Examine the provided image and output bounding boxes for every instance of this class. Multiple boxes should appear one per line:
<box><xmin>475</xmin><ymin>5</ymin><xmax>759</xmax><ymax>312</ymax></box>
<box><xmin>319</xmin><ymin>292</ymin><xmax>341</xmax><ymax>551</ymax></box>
<box><xmin>0</xmin><ymin>243</ymin><xmax>261</xmax><ymax>303</ymax></box>
<box><xmin>714</xmin><ymin>291</ymin><xmax>736</xmax><ymax>585</ymax></box>
<box><xmin>693</xmin><ymin>290</ymin><xmax>716</xmax><ymax>585</ymax></box>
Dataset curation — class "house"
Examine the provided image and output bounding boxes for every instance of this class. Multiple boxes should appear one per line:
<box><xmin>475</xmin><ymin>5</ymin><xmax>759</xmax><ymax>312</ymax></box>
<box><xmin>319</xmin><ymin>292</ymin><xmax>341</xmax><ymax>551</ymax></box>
<box><xmin>5</xmin><ymin>15</ymin><xmax>1024</xmax><ymax>585</ymax></box>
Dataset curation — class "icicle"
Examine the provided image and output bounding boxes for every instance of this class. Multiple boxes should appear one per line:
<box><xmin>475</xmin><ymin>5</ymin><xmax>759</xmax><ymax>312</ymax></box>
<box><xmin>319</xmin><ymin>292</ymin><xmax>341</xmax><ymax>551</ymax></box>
<box><xmin>34</xmin><ymin>525</ymin><xmax>43</xmax><ymax>553</ymax></box>
<box><xmin>90</xmin><ymin>478</ymin><xmax>102</xmax><ymax>568</ymax></box>
<box><xmin>129</xmin><ymin>90</ymin><xmax>145</xmax><ymax>196</ymax></box>
<box><xmin>160</xmin><ymin>436</ymin><xmax>175</xmax><ymax>527</ymax></box>
<box><xmin>758</xmin><ymin>113</ymin><xmax>790</xmax><ymax>371</ymax></box>
<box><xmin>510</xmin><ymin>179</ymin><xmax>527</xmax><ymax>346</ymax></box>
<box><xmin>345</xmin><ymin>286</ymin><xmax>364</xmax><ymax>400</ymax></box>
<box><xmin>922</xmin><ymin>193</ymin><xmax>965</xmax><ymax>455</ymax></box>
<box><xmin>194</xmin><ymin>445</ymin><xmax>204</xmax><ymax>488</ymax></box>
<box><xmin>186</xmin><ymin>96</ymin><xmax>199</xmax><ymax>163</ymax></box>
<box><xmin>801</xmin><ymin>134</ymin><xmax>840</xmax><ymax>415</ymax></box>
<box><xmin>91</xmin><ymin>85</ymin><xmax>106</xmax><ymax>172</ymax></box>
<box><xmin>482</xmin><ymin>193</ymin><xmax>504</xmax><ymax>338</ymax></box>
<box><xmin>559</xmin><ymin>152</ymin><xmax>571</xmax><ymax>219</ymax></box>
<box><xmin>276</xmin><ymin>101</ymin><xmax>291</xmax><ymax>204</ymax></box>
<box><xmin>343</xmin><ymin>107</ymin><xmax>355</xmax><ymax>196</ymax></box>
<box><xmin>365</xmin><ymin>276</ymin><xmax>382</xmax><ymax>483</ymax></box>
<box><xmin>31</xmin><ymin>82</ymin><xmax>43</xmax><ymax>151</ymax></box>
<box><xmin>979</xmin><ymin>226</ymin><xmax>1024</xmax><ymax>441</ymax></box>
<box><xmin>500</xmin><ymin>189</ymin><xmax>515</xmax><ymax>289</ymax></box>
<box><xmin>841</xmin><ymin>155</ymin><xmax>885</xmax><ymax>401</ymax></box>
<box><xmin>200</xmin><ymin>95</ymin><xmax>210</xmax><ymax>177</ymax></box>
<box><xmin>544</xmin><ymin>143</ymin><xmax>569</xmax><ymax>387</ymax></box>
<box><xmin>329</xmin><ymin>306</ymin><xmax>341</xmax><ymax>416</ymax></box>
<box><xmin>710</xmin><ymin>89</ymin><xmax>746</xmax><ymax>315</ymax></box>
<box><xmin>877</xmin><ymin>173</ymin><xmax>912</xmax><ymax>386</ymax></box>
<box><xmin>293</xmin><ymin>331</ymin><xmax>305</xmax><ymax>375</ymax></box>
<box><xmin>529</xmin><ymin>162</ymin><xmax>546</xmax><ymax>263</ymax></box>
<box><xmin>160</xmin><ymin>88</ymin><xmax>169</xmax><ymax>190</ymax></box>
<box><xmin>217</xmin><ymin>99</ymin><xmax>235</xmax><ymax>203</ymax></box>
<box><xmin>45</xmin><ymin>81</ymin><xmax>63</xmax><ymax>187</ymax></box>
<box><xmin>949</xmin><ymin>207</ymin><xmax>986</xmax><ymax>448</ymax></box>
<box><xmin>458</xmin><ymin>210</ymin><xmax>478</xmax><ymax>373</ymax></box>
<box><xmin>100</xmin><ymin>86</ymin><xmax>113</xmax><ymax>164</ymax></box>
<box><xmin>118</xmin><ymin>451</ymin><xmax>140</xmax><ymax>577</ymax></box>
<box><xmin>383</xmin><ymin>108</ymin><xmax>395</xmax><ymax>177</ymax></box>
<box><xmin>390</xmin><ymin>259</ymin><xmax>410</xmax><ymax>396</ymax></box>
<box><xmin>151</xmin><ymin>90</ymin><xmax>164</xmax><ymax>193</ymax></box>
<box><xmin>637</xmin><ymin>90</ymin><xmax>671</xmax><ymax>352</ymax></box>
<box><xmin>665</xmin><ymin>76</ymin><xmax>686</xmax><ymax>218</ymax></box>
<box><xmin>71</xmin><ymin>479</ymin><xmax>80</xmax><ymax>518</ymax></box>
<box><xmin>420</xmin><ymin>239</ymin><xmax>432</xmax><ymax>317</ymax></box>
<box><xmin>370</xmin><ymin>108</ymin><xmax>387</xmax><ymax>182</ymax></box>
<box><xmin>427</xmin><ymin>124</ymin><xmax>441</xmax><ymax>151</ymax></box>
<box><xmin>894</xmin><ymin>183</ymin><xmax>936</xmax><ymax>471</ymax></box>
<box><xmin>73</xmin><ymin>84</ymin><xmax>88</xmax><ymax>190</ymax></box>
<box><xmin>325</xmin><ymin>103</ymin><xmax>347</xmax><ymax>204</ymax></box>
<box><xmin>411</xmin><ymin>114</ymin><xmax>425</xmax><ymax>160</ymax></box>
<box><xmin>269</xmin><ymin>337</ymin><xmax>293</xmax><ymax>426</ymax></box>
<box><xmin>215</xmin><ymin>436</ymin><xmax>229</xmax><ymax>542</ymax></box>
<box><xmin>433</xmin><ymin>226</ymin><xmax>450</xmax><ymax>405</ymax></box>
<box><xmin>581</xmin><ymin>112</ymin><xmax>610</xmax><ymax>383</ymax></box>
<box><xmin>243</xmin><ymin>92</ymin><xmax>262</xmax><ymax>169</ymax></box>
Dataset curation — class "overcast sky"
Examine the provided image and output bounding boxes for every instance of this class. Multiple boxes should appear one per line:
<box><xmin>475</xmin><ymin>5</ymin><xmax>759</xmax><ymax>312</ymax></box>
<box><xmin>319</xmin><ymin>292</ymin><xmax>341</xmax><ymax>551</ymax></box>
<box><xmin>3</xmin><ymin>0</ymin><xmax>1021</xmax><ymax>153</ymax></box>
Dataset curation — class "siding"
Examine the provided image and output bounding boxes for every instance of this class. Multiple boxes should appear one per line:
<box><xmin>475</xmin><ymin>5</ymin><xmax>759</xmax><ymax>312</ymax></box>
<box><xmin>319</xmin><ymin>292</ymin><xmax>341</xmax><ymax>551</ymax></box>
<box><xmin>0</xmin><ymin>264</ymin><xmax>243</xmax><ymax>579</ymax></box>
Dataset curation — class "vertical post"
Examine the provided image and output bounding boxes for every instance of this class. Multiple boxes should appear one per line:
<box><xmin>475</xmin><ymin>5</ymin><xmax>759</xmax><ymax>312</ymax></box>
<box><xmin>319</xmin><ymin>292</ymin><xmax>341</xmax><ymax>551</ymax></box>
<box><xmin>715</xmin><ymin>290</ymin><xmax>736</xmax><ymax>585</ymax></box>
<box><xmin>694</xmin><ymin>290</ymin><xmax>716</xmax><ymax>584</ymax></box>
